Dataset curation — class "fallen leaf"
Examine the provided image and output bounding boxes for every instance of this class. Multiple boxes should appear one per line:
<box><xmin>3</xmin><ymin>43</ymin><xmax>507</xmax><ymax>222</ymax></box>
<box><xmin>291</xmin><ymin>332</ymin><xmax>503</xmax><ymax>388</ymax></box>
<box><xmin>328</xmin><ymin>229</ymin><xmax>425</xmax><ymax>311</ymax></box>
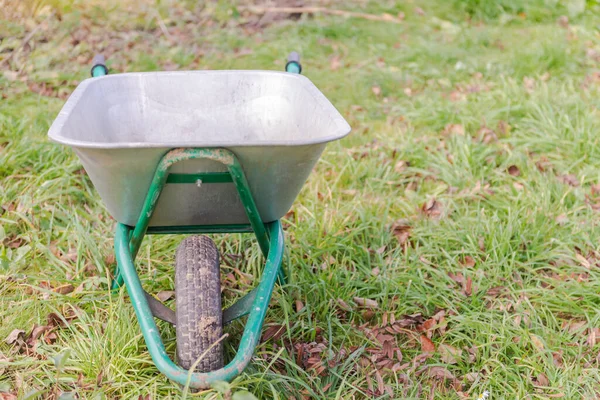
<box><xmin>530</xmin><ymin>334</ymin><xmax>544</xmax><ymax>351</ymax></box>
<box><xmin>439</xmin><ymin>344</ymin><xmax>462</xmax><ymax>364</ymax></box>
<box><xmin>478</xmin><ymin>237</ymin><xmax>485</xmax><ymax>252</ymax></box>
<box><xmin>353</xmin><ymin>297</ymin><xmax>378</xmax><ymax>309</ymax></box>
<box><xmin>442</xmin><ymin>124</ymin><xmax>465</xmax><ymax>136</ymax></box>
<box><xmin>421</xmin><ymin>198</ymin><xmax>443</xmax><ymax>218</ymax></box>
<box><xmin>534</xmin><ymin>372</ymin><xmax>549</xmax><ymax>387</ymax></box>
<box><xmin>587</xmin><ymin>328</ymin><xmax>599</xmax><ymax>347</ymax></box>
<box><xmin>460</xmin><ymin>256</ymin><xmax>475</xmax><ymax>268</ymax></box>
<box><xmin>330</xmin><ymin>55</ymin><xmax>341</xmax><ymax>71</ymax></box>
<box><xmin>53</xmin><ymin>284</ymin><xmax>75</xmax><ymax>295</ymax></box>
<box><xmin>156</xmin><ymin>291</ymin><xmax>175</xmax><ymax>301</ymax></box>
<box><xmin>336</xmin><ymin>298</ymin><xmax>352</xmax><ymax>312</ymax></box>
<box><xmin>464</xmin><ymin>276</ymin><xmax>472</xmax><ymax>297</ymax></box>
<box><xmin>523</xmin><ymin>77</ymin><xmax>535</xmax><ymax>93</ymax></box>
<box><xmin>421</xmin><ymin>318</ymin><xmax>436</xmax><ymax>333</ymax></box>
<box><xmin>391</xmin><ymin>220</ymin><xmax>411</xmax><ymax>246</ymax></box>
<box><xmin>47</xmin><ymin>310</ymin><xmax>78</xmax><ymax>328</ymax></box>
<box><xmin>560</xmin><ymin>174</ymin><xmax>580</xmax><ymax>187</ymax></box>
<box><xmin>540</xmin><ymin>72</ymin><xmax>551</xmax><ymax>82</ymax></box>
<box><xmin>0</xmin><ymin>393</ymin><xmax>17</xmax><ymax>400</ymax></box>
<box><xmin>26</xmin><ymin>325</ymin><xmax>53</xmax><ymax>347</ymax></box>
<box><xmin>5</xmin><ymin>329</ymin><xmax>25</xmax><ymax>345</ymax></box>
<box><xmin>426</xmin><ymin>366</ymin><xmax>454</xmax><ymax>380</ymax></box>
<box><xmin>261</xmin><ymin>324</ymin><xmax>286</xmax><ymax>342</ymax></box>
<box><xmin>464</xmin><ymin>372</ymin><xmax>479</xmax><ymax>382</ymax></box>
<box><xmin>497</xmin><ymin>120</ymin><xmax>511</xmax><ymax>136</ymax></box>
<box><xmin>371</xmin><ymin>85</ymin><xmax>381</xmax><ymax>96</ymax></box>
<box><xmin>414</xmin><ymin>7</ymin><xmax>425</xmax><ymax>15</ymax></box>
<box><xmin>555</xmin><ymin>214</ymin><xmax>568</xmax><ymax>225</ymax></box>
<box><xmin>295</xmin><ymin>299</ymin><xmax>304</xmax><ymax>312</ymax></box>
<box><xmin>552</xmin><ymin>351</ymin><xmax>564</xmax><ymax>367</ymax></box>
<box><xmin>508</xmin><ymin>165</ymin><xmax>521</xmax><ymax>176</ymax></box>
<box><xmin>557</xmin><ymin>15</ymin><xmax>569</xmax><ymax>28</ymax></box>
<box><xmin>420</xmin><ymin>335</ymin><xmax>435</xmax><ymax>352</ymax></box>
<box><xmin>576</xmin><ymin>253</ymin><xmax>591</xmax><ymax>269</ymax></box>
<box><xmin>562</xmin><ymin>320</ymin><xmax>586</xmax><ymax>334</ymax></box>
<box><xmin>477</xmin><ymin>126</ymin><xmax>497</xmax><ymax>144</ymax></box>
<box><xmin>395</xmin><ymin>160</ymin><xmax>409</xmax><ymax>173</ymax></box>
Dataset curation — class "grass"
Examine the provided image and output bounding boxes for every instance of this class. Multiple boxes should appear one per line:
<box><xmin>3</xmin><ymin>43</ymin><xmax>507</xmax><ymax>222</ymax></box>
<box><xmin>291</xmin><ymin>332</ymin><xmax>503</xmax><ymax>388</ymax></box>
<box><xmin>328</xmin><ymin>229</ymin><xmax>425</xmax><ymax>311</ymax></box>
<box><xmin>2</xmin><ymin>0</ymin><xmax>600</xmax><ymax>398</ymax></box>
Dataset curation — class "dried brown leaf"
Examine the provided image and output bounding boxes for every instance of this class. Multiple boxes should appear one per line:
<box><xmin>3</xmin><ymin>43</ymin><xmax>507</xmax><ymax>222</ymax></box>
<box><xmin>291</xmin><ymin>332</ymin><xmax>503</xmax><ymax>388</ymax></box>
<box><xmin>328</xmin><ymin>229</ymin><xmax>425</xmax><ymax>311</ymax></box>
<box><xmin>460</xmin><ymin>256</ymin><xmax>475</xmax><ymax>268</ymax></box>
<box><xmin>575</xmin><ymin>253</ymin><xmax>591</xmax><ymax>269</ymax></box>
<box><xmin>421</xmin><ymin>198</ymin><xmax>443</xmax><ymax>218</ymax></box>
<box><xmin>261</xmin><ymin>324</ymin><xmax>286</xmax><ymax>342</ymax></box>
<box><xmin>508</xmin><ymin>165</ymin><xmax>520</xmax><ymax>176</ymax></box>
<box><xmin>464</xmin><ymin>372</ymin><xmax>479</xmax><ymax>382</ymax></box>
<box><xmin>426</xmin><ymin>366</ymin><xmax>455</xmax><ymax>380</ymax></box>
<box><xmin>53</xmin><ymin>284</ymin><xmax>74</xmax><ymax>295</ymax></box>
<box><xmin>330</xmin><ymin>55</ymin><xmax>341</xmax><ymax>71</ymax></box>
<box><xmin>557</xmin><ymin>15</ymin><xmax>569</xmax><ymax>28</ymax></box>
<box><xmin>497</xmin><ymin>120</ymin><xmax>511</xmax><ymax>136</ymax></box>
<box><xmin>391</xmin><ymin>220</ymin><xmax>411</xmax><ymax>246</ymax></box>
<box><xmin>5</xmin><ymin>329</ymin><xmax>25</xmax><ymax>345</ymax></box>
<box><xmin>464</xmin><ymin>276</ymin><xmax>473</xmax><ymax>297</ymax></box>
<box><xmin>439</xmin><ymin>344</ymin><xmax>462</xmax><ymax>364</ymax></box>
<box><xmin>523</xmin><ymin>76</ymin><xmax>535</xmax><ymax>93</ymax></box>
<box><xmin>336</xmin><ymin>298</ymin><xmax>352</xmax><ymax>312</ymax></box>
<box><xmin>442</xmin><ymin>124</ymin><xmax>465</xmax><ymax>136</ymax></box>
<box><xmin>560</xmin><ymin>174</ymin><xmax>580</xmax><ymax>187</ymax></box>
<box><xmin>530</xmin><ymin>334</ymin><xmax>544</xmax><ymax>351</ymax></box>
<box><xmin>157</xmin><ymin>291</ymin><xmax>175</xmax><ymax>301</ymax></box>
<box><xmin>534</xmin><ymin>372</ymin><xmax>549</xmax><ymax>387</ymax></box>
<box><xmin>420</xmin><ymin>335</ymin><xmax>435</xmax><ymax>353</ymax></box>
<box><xmin>353</xmin><ymin>297</ymin><xmax>378</xmax><ymax>309</ymax></box>
<box><xmin>555</xmin><ymin>214</ymin><xmax>568</xmax><ymax>225</ymax></box>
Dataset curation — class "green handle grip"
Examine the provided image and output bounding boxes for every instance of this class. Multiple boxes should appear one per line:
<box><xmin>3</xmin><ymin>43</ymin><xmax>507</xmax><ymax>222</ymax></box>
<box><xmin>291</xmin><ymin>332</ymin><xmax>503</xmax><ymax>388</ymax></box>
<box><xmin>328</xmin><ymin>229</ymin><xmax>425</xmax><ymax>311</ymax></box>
<box><xmin>285</xmin><ymin>51</ymin><xmax>302</xmax><ymax>74</ymax></box>
<box><xmin>91</xmin><ymin>54</ymin><xmax>108</xmax><ymax>77</ymax></box>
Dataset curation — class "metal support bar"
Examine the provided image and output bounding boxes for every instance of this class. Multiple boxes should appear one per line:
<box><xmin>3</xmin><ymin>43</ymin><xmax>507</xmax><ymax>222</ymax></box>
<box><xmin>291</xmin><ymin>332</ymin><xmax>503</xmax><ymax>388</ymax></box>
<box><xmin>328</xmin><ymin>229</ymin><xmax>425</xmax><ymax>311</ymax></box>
<box><xmin>126</xmin><ymin>148</ymin><xmax>270</xmax><ymax>262</ymax></box>
<box><xmin>146</xmin><ymin>224</ymin><xmax>254</xmax><ymax>235</ymax></box>
<box><xmin>166</xmin><ymin>172</ymin><xmax>233</xmax><ymax>184</ymax></box>
<box><xmin>222</xmin><ymin>288</ymin><xmax>258</xmax><ymax>325</ymax></box>
<box><xmin>114</xmin><ymin>221</ymin><xmax>284</xmax><ymax>388</ymax></box>
<box><xmin>144</xmin><ymin>291</ymin><xmax>176</xmax><ymax>325</ymax></box>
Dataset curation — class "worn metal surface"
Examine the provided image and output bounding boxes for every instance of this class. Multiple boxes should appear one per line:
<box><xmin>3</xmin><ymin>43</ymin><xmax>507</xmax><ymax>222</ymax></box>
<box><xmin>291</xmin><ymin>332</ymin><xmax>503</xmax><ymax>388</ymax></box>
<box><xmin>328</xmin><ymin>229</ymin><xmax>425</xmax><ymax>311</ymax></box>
<box><xmin>127</xmin><ymin>148</ymin><xmax>270</xmax><ymax>260</ymax></box>
<box><xmin>48</xmin><ymin>71</ymin><xmax>350</xmax><ymax>226</ymax></box>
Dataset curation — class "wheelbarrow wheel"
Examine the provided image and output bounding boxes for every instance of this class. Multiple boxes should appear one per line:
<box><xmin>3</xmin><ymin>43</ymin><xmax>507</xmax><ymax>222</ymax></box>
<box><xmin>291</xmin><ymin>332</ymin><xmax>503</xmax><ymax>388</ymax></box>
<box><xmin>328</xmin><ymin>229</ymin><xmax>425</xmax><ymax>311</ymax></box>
<box><xmin>175</xmin><ymin>235</ymin><xmax>224</xmax><ymax>372</ymax></box>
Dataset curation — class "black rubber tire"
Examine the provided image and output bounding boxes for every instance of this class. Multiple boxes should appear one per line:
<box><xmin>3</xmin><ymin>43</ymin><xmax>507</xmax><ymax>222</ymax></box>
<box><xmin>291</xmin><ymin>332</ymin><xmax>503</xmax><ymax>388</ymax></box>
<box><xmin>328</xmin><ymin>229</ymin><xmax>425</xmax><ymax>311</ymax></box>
<box><xmin>175</xmin><ymin>235</ymin><xmax>224</xmax><ymax>372</ymax></box>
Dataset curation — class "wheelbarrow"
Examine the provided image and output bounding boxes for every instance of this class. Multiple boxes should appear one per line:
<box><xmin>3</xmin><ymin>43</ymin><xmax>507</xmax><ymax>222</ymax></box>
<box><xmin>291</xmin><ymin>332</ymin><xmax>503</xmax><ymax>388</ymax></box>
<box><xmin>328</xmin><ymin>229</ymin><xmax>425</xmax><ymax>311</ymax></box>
<box><xmin>47</xmin><ymin>53</ymin><xmax>351</xmax><ymax>388</ymax></box>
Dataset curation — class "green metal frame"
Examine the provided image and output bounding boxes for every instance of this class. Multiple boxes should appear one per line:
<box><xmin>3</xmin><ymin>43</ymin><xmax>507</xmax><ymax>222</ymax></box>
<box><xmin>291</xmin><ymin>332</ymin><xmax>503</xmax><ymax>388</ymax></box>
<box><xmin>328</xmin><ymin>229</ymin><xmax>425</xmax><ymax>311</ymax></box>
<box><xmin>112</xmin><ymin>147</ymin><xmax>286</xmax><ymax>388</ymax></box>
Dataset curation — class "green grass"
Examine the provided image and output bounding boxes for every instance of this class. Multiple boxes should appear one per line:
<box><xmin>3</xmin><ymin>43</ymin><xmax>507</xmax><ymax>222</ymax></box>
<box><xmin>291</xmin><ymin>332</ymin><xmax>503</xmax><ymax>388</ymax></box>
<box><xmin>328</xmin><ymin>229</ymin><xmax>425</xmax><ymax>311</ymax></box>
<box><xmin>2</xmin><ymin>0</ymin><xmax>600</xmax><ymax>398</ymax></box>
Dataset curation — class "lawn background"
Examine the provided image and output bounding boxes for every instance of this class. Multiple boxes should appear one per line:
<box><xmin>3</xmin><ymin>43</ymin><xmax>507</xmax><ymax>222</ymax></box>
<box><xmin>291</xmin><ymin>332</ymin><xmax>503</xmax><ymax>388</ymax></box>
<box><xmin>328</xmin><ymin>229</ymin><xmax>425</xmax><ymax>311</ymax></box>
<box><xmin>2</xmin><ymin>0</ymin><xmax>600</xmax><ymax>398</ymax></box>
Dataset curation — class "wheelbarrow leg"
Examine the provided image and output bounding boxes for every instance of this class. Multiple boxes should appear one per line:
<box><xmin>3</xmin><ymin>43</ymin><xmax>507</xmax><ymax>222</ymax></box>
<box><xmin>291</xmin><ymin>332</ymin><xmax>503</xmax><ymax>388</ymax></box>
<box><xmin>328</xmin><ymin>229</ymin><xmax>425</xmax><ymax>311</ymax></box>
<box><xmin>276</xmin><ymin>262</ymin><xmax>287</xmax><ymax>285</ymax></box>
<box><xmin>111</xmin><ymin>264</ymin><xmax>124</xmax><ymax>289</ymax></box>
<box><xmin>114</xmin><ymin>220</ymin><xmax>285</xmax><ymax>388</ymax></box>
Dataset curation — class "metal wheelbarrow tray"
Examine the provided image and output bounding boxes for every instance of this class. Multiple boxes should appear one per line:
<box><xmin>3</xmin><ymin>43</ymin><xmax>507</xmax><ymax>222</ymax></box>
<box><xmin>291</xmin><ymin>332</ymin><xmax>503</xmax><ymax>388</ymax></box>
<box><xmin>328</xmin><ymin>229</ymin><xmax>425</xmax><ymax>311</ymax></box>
<box><xmin>49</xmin><ymin>71</ymin><xmax>350</xmax><ymax>227</ymax></box>
<box><xmin>48</xmin><ymin>65</ymin><xmax>350</xmax><ymax>389</ymax></box>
